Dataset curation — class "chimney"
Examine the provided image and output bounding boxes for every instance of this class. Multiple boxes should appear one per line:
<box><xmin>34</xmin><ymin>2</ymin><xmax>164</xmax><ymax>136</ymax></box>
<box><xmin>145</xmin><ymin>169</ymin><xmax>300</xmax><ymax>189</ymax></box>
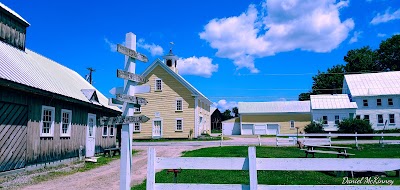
<box><xmin>0</xmin><ymin>3</ymin><xmax>30</xmax><ymax>51</ymax></box>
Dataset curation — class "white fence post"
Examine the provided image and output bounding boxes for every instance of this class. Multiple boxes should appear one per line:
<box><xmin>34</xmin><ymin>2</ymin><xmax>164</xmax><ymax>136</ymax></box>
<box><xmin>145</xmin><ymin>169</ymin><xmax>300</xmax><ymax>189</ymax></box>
<box><xmin>258</xmin><ymin>135</ymin><xmax>261</xmax><ymax>146</ymax></box>
<box><xmin>146</xmin><ymin>147</ymin><xmax>156</xmax><ymax>190</ymax></box>
<box><xmin>328</xmin><ymin>132</ymin><xmax>332</xmax><ymax>146</ymax></box>
<box><xmin>220</xmin><ymin>133</ymin><xmax>223</xmax><ymax>147</ymax></box>
<box><xmin>355</xmin><ymin>132</ymin><xmax>358</xmax><ymax>148</ymax></box>
<box><xmin>248</xmin><ymin>147</ymin><xmax>258</xmax><ymax>190</ymax></box>
<box><xmin>275</xmin><ymin>136</ymin><xmax>278</xmax><ymax>147</ymax></box>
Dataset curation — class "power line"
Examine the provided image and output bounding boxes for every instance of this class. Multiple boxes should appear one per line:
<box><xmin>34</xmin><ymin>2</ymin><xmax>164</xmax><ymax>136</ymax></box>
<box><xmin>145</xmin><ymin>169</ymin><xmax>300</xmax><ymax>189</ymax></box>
<box><xmin>237</xmin><ymin>70</ymin><xmax>392</xmax><ymax>76</ymax></box>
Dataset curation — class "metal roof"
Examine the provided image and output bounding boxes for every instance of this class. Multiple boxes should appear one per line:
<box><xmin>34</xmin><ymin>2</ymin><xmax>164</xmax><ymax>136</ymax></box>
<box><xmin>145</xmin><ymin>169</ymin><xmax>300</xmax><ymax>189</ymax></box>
<box><xmin>238</xmin><ymin>101</ymin><xmax>310</xmax><ymax>114</ymax></box>
<box><xmin>0</xmin><ymin>2</ymin><xmax>30</xmax><ymax>26</ymax></box>
<box><xmin>310</xmin><ymin>94</ymin><xmax>357</xmax><ymax>109</ymax></box>
<box><xmin>142</xmin><ymin>59</ymin><xmax>212</xmax><ymax>104</ymax></box>
<box><xmin>344</xmin><ymin>71</ymin><xmax>400</xmax><ymax>97</ymax></box>
<box><xmin>0</xmin><ymin>41</ymin><xmax>120</xmax><ymax>112</ymax></box>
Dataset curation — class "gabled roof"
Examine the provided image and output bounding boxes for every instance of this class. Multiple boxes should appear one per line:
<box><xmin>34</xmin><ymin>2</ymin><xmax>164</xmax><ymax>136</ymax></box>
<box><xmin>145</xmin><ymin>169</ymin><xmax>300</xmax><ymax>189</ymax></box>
<box><xmin>142</xmin><ymin>59</ymin><xmax>211</xmax><ymax>104</ymax></box>
<box><xmin>238</xmin><ymin>101</ymin><xmax>310</xmax><ymax>114</ymax></box>
<box><xmin>310</xmin><ymin>94</ymin><xmax>357</xmax><ymax>109</ymax></box>
<box><xmin>0</xmin><ymin>41</ymin><xmax>120</xmax><ymax>112</ymax></box>
<box><xmin>344</xmin><ymin>71</ymin><xmax>400</xmax><ymax>97</ymax></box>
<box><xmin>0</xmin><ymin>3</ymin><xmax>30</xmax><ymax>26</ymax></box>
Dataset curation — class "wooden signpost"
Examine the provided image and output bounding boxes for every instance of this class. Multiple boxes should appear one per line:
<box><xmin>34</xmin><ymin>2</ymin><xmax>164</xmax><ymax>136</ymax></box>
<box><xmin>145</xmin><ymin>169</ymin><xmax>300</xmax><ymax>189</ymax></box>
<box><xmin>117</xmin><ymin>44</ymin><xmax>149</xmax><ymax>63</ymax></box>
<box><xmin>113</xmin><ymin>33</ymin><xmax>149</xmax><ymax>190</ymax></box>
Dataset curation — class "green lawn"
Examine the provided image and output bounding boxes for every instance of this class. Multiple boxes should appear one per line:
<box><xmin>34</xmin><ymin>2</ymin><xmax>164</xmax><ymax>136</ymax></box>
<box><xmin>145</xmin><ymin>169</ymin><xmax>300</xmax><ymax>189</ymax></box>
<box><xmin>332</xmin><ymin>136</ymin><xmax>400</xmax><ymax>141</ymax></box>
<box><xmin>132</xmin><ymin>144</ymin><xmax>400</xmax><ymax>189</ymax></box>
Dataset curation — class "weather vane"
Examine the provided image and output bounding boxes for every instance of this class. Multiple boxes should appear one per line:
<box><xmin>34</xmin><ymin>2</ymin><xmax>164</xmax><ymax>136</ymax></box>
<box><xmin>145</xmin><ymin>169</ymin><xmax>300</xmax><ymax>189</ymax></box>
<box><xmin>169</xmin><ymin>42</ymin><xmax>174</xmax><ymax>52</ymax></box>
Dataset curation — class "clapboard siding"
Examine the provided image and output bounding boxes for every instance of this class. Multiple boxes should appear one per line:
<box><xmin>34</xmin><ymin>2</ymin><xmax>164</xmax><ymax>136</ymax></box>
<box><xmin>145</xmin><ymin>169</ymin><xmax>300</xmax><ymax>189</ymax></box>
<box><xmin>0</xmin><ymin>85</ymin><xmax>118</xmax><ymax>168</ymax></box>
<box><xmin>0</xmin><ymin>102</ymin><xmax>28</xmax><ymax>172</ymax></box>
<box><xmin>133</xmin><ymin>65</ymin><xmax>195</xmax><ymax>139</ymax></box>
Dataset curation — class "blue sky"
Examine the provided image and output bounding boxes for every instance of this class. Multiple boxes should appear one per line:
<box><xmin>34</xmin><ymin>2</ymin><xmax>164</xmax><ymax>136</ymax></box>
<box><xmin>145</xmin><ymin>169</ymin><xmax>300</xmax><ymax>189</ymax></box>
<box><xmin>3</xmin><ymin>0</ymin><xmax>400</xmax><ymax>111</ymax></box>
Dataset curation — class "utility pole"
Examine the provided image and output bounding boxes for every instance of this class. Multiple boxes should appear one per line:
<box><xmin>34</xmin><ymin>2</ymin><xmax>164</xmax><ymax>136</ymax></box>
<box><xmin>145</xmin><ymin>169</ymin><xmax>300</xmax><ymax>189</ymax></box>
<box><xmin>87</xmin><ymin>67</ymin><xmax>95</xmax><ymax>84</ymax></box>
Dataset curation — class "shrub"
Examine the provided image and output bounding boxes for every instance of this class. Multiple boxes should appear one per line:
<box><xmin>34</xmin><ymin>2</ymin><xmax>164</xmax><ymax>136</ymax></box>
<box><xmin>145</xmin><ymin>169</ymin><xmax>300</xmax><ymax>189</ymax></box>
<box><xmin>338</xmin><ymin>118</ymin><xmax>374</xmax><ymax>134</ymax></box>
<box><xmin>304</xmin><ymin>121</ymin><xmax>325</xmax><ymax>133</ymax></box>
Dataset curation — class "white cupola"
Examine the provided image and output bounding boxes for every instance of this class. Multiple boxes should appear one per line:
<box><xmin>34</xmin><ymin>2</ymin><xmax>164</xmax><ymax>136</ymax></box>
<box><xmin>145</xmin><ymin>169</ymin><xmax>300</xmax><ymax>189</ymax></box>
<box><xmin>163</xmin><ymin>48</ymin><xmax>179</xmax><ymax>74</ymax></box>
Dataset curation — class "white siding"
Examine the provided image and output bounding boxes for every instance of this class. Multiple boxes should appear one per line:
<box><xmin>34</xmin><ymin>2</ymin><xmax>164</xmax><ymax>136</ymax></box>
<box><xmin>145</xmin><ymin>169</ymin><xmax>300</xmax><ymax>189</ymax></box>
<box><xmin>311</xmin><ymin>109</ymin><xmax>357</xmax><ymax>131</ymax></box>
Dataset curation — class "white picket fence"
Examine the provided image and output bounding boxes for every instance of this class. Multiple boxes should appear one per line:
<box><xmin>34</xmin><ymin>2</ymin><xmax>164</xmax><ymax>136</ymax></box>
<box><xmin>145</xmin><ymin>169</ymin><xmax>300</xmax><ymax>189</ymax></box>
<box><xmin>146</xmin><ymin>147</ymin><xmax>400</xmax><ymax>190</ymax></box>
<box><xmin>276</xmin><ymin>133</ymin><xmax>400</xmax><ymax>147</ymax></box>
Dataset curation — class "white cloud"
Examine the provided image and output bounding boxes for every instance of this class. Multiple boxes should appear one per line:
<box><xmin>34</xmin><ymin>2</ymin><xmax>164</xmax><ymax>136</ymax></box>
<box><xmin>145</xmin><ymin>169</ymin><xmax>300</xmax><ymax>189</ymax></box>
<box><xmin>137</xmin><ymin>38</ymin><xmax>164</xmax><ymax>56</ymax></box>
<box><xmin>177</xmin><ymin>56</ymin><xmax>218</xmax><ymax>78</ymax></box>
<box><xmin>200</xmin><ymin>0</ymin><xmax>354</xmax><ymax>73</ymax></box>
<box><xmin>349</xmin><ymin>31</ymin><xmax>363</xmax><ymax>44</ymax></box>
<box><xmin>213</xmin><ymin>100</ymin><xmax>238</xmax><ymax>111</ymax></box>
<box><xmin>104</xmin><ymin>38</ymin><xmax>117</xmax><ymax>52</ymax></box>
<box><xmin>370</xmin><ymin>8</ymin><xmax>400</xmax><ymax>25</ymax></box>
<box><xmin>377</xmin><ymin>33</ymin><xmax>387</xmax><ymax>37</ymax></box>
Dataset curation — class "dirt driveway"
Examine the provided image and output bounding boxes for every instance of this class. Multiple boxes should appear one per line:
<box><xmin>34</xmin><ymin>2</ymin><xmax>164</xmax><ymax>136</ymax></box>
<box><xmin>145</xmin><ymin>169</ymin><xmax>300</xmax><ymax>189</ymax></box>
<box><xmin>15</xmin><ymin>146</ymin><xmax>205</xmax><ymax>190</ymax></box>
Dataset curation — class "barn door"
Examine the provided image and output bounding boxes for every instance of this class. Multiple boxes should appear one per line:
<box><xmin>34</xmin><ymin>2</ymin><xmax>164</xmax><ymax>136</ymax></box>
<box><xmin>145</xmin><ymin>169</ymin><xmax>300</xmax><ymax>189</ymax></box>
<box><xmin>0</xmin><ymin>102</ymin><xmax>28</xmax><ymax>172</ymax></box>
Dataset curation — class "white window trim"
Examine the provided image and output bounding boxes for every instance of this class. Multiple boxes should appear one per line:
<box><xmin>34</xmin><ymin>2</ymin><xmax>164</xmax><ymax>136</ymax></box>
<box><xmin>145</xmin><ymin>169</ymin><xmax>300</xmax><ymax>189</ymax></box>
<box><xmin>109</xmin><ymin>125</ymin><xmax>115</xmax><ymax>136</ymax></box>
<box><xmin>377</xmin><ymin>99</ymin><xmax>382</xmax><ymax>106</ymax></box>
<box><xmin>40</xmin><ymin>106</ymin><xmax>55</xmax><ymax>137</ymax></box>
<box><xmin>389</xmin><ymin>114</ymin><xmax>395</xmax><ymax>124</ymax></box>
<box><xmin>334</xmin><ymin>115</ymin><xmax>340</xmax><ymax>125</ymax></box>
<box><xmin>155</xmin><ymin>78</ymin><xmax>162</xmax><ymax>91</ymax></box>
<box><xmin>134</xmin><ymin>106</ymin><xmax>141</xmax><ymax>113</ymax></box>
<box><xmin>133</xmin><ymin>122</ymin><xmax>141</xmax><ymax>132</ymax></box>
<box><xmin>60</xmin><ymin>109</ymin><xmax>72</xmax><ymax>137</ymax></box>
<box><xmin>377</xmin><ymin>114</ymin><xmax>384</xmax><ymax>124</ymax></box>
<box><xmin>363</xmin><ymin>99</ymin><xmax>368</xmax><ymax>107</ymax></box>
<box><xmin>102</xmin><ymin>125</ymin><xmax>108</xmax><ymax>137</ymax></box>
<box><xmin>388</xmin><ymin>98</ymin><xmax>394</xmax><ymax>106</ymax></box>
<box><xmin>176</xmin><ymin>98</ymin><xmax>183</xmax><ymax>111</ymax></box>
<box><xmin>289</xmin><ymin>120</ymin><xmax>295</xmax><ymax>129</ymax></box>
<box><xmin>176</xmin><ymin>118</ymin><xmax>183</xmax><ymax>131</ymax></box>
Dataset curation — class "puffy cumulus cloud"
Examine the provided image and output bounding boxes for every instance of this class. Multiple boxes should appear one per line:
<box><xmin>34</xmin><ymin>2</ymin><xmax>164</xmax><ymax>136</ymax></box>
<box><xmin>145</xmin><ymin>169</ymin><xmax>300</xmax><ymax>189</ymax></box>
<box><xmin>371</xmin><ymin>8</ymin><xmax>400</xmax><ymax>25</ymax></box>
<box><xmin>200</xmin><ymin>0</ymin><xmax>354</xmax><ymax>73</ymax></box>
<box><xmin>377</xmin><ymin>33</ymin><xmax>387</xmax><ymax>37</ymax></box>
<box><xmin>213</xmin><ymin>100</ymin><xmax>238</xmax><ymax>111</ymax></box>
<box><xmin>177</xmin><ymin>56</ymin><xmax>218</xmax><ymax>78</ymax></box>
<box><xmin>349</xmin><ymin>31</ymin><xmax>363</xmax><ymax>44</ymax></box>
<box><xmin>137</xmin><ymin>38</ymin><xmax>164</xmax><ymax>56</ymax></box>
<box><xmin>104</xmin><ymin>38</ymin><xmax>117</xmax><ymax>52</ymax></box>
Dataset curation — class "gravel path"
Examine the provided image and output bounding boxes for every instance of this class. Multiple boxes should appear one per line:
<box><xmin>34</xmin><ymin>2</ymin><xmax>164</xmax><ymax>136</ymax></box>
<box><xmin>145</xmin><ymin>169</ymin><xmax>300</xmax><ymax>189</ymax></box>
<box><xmin>4</xmin><ymin>146</ymin><xmax>204</xmax><ymax>190</ymax></box>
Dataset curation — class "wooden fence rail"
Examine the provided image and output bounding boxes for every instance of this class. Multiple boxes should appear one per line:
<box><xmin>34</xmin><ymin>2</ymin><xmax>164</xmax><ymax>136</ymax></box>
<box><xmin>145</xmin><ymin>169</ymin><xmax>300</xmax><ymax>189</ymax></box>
<box><xmin>146</xmin><ymin>147</ymin><xmax>400</xmax><ymax>190</ymax></box>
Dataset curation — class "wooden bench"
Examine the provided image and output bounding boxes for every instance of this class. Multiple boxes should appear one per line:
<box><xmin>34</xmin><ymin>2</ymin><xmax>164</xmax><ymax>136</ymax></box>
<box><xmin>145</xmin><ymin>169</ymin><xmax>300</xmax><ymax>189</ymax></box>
<box><xmin>301</xmin><ymin>149</ymin><xmax>355</xmax><ymax>158</ymax></box>
<box><xmin>103</xmin><ymin>147</ymin><xmax>120</xmax><ymax>157</ymax></box>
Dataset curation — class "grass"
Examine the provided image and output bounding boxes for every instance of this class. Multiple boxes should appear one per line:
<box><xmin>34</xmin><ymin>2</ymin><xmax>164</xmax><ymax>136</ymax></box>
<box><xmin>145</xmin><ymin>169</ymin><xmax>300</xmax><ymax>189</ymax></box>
<box><xmin>132</xmin><ymin>144</ymin><xmax>400</xmax><ymax>189</ymax></box>
<box><xmin>332</xmin><ymin>136</ymin><xmax>400</xmax><ymax>141</ymax></box>
<box><xmin>211</xmin><ymin>129</ymin><xmax>222</xmax><ymax>133</ymax></box>
<box><xmin>32</xmin><ymin>149</ymin><xmax>139</xmax><ymax>184</ymax></box>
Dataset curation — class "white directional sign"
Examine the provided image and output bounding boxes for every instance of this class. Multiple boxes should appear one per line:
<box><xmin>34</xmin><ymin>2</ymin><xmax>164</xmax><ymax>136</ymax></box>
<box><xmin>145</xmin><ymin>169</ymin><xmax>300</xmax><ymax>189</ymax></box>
<box><xmin>108</xmin><ymin>98</ymin><xmax>141</xmax><ymax>107</ymax></box>
<box><xmin>117</xmin><ymin>69</ymin><xmax>148</xmax><ymax>84</ymax></box>
<box><xmin>117</xmin><ymin>44</ymin><xmax>148</xmax><ymax>63</ymax></box>
<box><xmin>109</xmin><ymin>85</ymin><xmax>150</xmax><ymax>95</ymax></box>
<box><xmin>116</xmin><ymin>94</ymin><xmax>148</xmax><ymax>105</ymax></box>
<box><xmin>100</xmin><ymin>115</ymin><xmax>150</xmax><ymax>125</ymax></box>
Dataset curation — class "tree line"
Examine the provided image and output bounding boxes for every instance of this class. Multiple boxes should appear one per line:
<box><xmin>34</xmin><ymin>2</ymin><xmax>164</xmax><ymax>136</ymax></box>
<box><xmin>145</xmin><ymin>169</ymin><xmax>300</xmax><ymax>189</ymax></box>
<box><xmin>298</xmin><ymin>34</ymin><xmax>400</xmax><ymax>101</ymax></box>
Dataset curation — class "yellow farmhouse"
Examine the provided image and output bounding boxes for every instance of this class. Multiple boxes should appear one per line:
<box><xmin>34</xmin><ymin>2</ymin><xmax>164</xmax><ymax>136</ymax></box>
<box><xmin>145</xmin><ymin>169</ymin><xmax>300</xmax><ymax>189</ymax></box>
<box><xmin>132</xmin><ymin>50</ymin><xmax>211</xmax><ymax>139</ymax></box>
<box><xmin>238</xmin><ymin>101</ymin><xmax>311</xmax><ymax>135</ymax></box>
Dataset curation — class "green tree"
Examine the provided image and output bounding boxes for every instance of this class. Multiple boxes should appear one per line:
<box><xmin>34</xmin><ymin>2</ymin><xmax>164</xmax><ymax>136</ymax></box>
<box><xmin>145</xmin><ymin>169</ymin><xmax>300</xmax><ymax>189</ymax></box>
<box><xmin>221</xmin><ymin>109</ymin><xmax>233</xmax><ymax>121</ymax></box>
<box><xmin>344</xmin><ymin>46</ymin><xmax>380</xmax><ymax>72</ymax></box>
<box><xmin>311</xmin><ymin>64</ymin><xmax>345</xmax><ymax>95</ymax></box>
<box><xmin>298</xmin><ymin>92</ymin><xmax>312</xmax><ymax>101</ymax></box>
<box><xmin>377</xmin><ymin>34</ymin><xmax>400</xmax><ymax>71</ymax></box>
<box><xmin>232</xmin><ymin>107</ymin><xmax>239</xmax><ymax>117</ymax></box>
<box><xmin>338</xmin><ymin>118</ymin><xmax>373</xmax><ymax>134</ymax></box>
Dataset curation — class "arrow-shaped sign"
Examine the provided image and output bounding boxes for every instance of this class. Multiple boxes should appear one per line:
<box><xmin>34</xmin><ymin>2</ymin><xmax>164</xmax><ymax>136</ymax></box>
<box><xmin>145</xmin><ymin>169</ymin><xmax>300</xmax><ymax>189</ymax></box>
<box><xmin>116</xmin><ymin>94</ymin><xmax>148</xmax><ymax>105</ymax></box>
<box><xmin>108</xmin><ymin>98</ymin><xmax>141</xmax><ymax>108</ymax></box>
<box><xmin>117</xmin><ymin>44</ymin><xmax>148</xmax><ymax>63</ymax></box>
<box><xmin>100</xmin><ymin>115</ymin><xmax>150</xmax><ymax>125</ymax></box>
<box><xmin>117</xmin><ymin>69</ymin><xmax>148</xmax><ymax>84</ymax></box>
<box><xmin>109</xmin><ymin>85</ymin><xmax>150</xmax><ymax>95</ymax></box>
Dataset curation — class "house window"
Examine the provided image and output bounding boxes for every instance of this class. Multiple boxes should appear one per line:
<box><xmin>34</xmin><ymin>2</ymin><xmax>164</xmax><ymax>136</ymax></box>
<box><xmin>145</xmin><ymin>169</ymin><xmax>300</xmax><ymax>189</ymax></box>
<box><xmin>134</xmin><ymin>123</ymin><xmax>141</xmax><ymax>132</ymax></box>
<box><xmin>363</xmin><ymin>99</ymin><xmax>368</xmax><ymax>107</ymax></box>
<box><xmin>290</xmin><ymin>120</ymin><xmax>295</xmax><ymax>129</ymax></box>
<box><xmin>176</xmin><ymin>99</ymin><xmax>183</xmax><ymax>111</ymax></box>
<box><xmin>356</xmin><ymin>115</ymin><xmax>361</xmax><ymax>119</ymax></box>
<box><xmin>134</xmin><ymin>106</ymin><xmax>141</xmax><ymax>113</ymax></box>
<box><xmin>322</xmin><ymin>116</ymin><xmax>328</xmax><ymax>125</ymax></box>
<box><xmin>155</xmin><ymin>78</ymin><xmax>162</xmax><ymax>91</ymax></box>
<box><xmin>60</xmin><ymin>109</ymin><xmax>72</xmax><ymax>137</ymax></box>
<box><xmin>109</xmin><ymin>125</ymin><xmax>115</xmax><ymax>136</ymax></box>
<box><xmin>377</xmin><ymin>99</ymin><xmax>382</xmax><ymax>106</ymax></box>
<box><xmin>388</xmin><ymin>98</ymin><xmax>393</xmax><ymax>106</ymax></box>
<box><xmin>389</xmin><ymin>114</ymin><xmax>395</xmax><ymax>124</ymax></box>
<box><xmin>363</xmin><ymin>115</ymin><xmax>369</xmax><ymax>122</ymax></box>
<box><xmin>335</xmin><ymin>115</ymin><xmax>340</xmax><ymax>125</ymax></box>
<box><xmin>102</xmin><ymin>125</ymin><xmax>108</xmax><ymax>136</ymax></box>
<box><xmin>40</xmin><ymin>106</ymin><xmax>55</xmax><ymax>137</ymax></box>
<box><xmin>377</xmin><ymin>114</ymin><xmax>383</xmax><ymax>124</ymax></box>
<box><xmin>176</xmin><ymin>119</ymin><xmax>183</xmax><ymax>131</ymax></box>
